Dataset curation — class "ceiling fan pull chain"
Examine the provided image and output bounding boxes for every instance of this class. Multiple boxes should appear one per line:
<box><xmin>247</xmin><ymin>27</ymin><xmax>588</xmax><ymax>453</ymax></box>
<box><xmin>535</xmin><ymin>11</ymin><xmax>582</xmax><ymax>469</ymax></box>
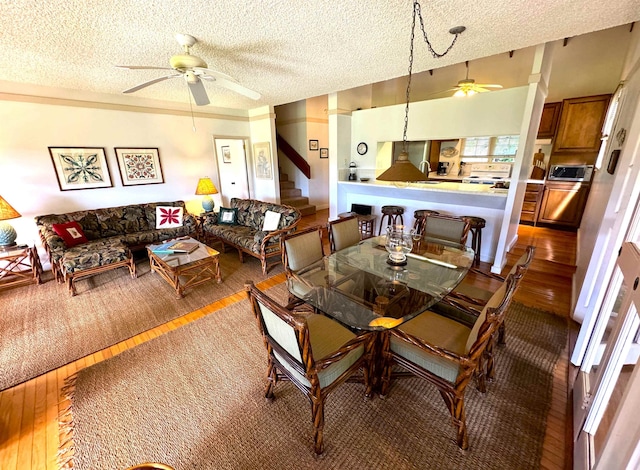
<box><xmin>187</xmin><ymin>85</ymin><xmax>197</xmax><ymax>132</ymax></box>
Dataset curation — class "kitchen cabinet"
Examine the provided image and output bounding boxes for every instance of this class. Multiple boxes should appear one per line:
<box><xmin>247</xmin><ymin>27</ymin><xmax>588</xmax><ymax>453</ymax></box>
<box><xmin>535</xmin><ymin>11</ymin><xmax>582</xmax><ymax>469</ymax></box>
<box><xmin>520</xmin><ymin>183</ymin><xmax>544</xmax><ymax>224</ymax></box>
<box><xmin>538</xmin><ymin>182</ymin><xmax>590</xmax><ymax>228</ymax></box>
<box><xmin>537</xmin><ymin>102</ymin><xmax>562</xmax><ymax>140</ymax></box>
<box><xmin>552</xmin><ymin>94</ymin><xmax>610</xmax><ymax>153</ymax></box>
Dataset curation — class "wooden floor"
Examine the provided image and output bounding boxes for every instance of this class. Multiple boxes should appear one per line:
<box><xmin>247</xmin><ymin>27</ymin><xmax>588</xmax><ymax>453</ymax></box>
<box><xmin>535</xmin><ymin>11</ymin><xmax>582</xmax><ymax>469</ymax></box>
<box><xmin>0</xmin><ymin>211</ymin><xmax>576</xmax><ymax>469</ymax></box>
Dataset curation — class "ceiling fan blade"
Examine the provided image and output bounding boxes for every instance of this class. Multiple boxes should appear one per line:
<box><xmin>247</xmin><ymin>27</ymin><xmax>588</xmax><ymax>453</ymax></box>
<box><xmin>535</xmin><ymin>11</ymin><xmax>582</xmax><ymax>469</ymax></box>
<box><xmin>194</xmin><ymin>67</ymin><xmax>261</xmax><ymax>100</ymax></box>
<box><xmin>474</xmin><ymin>84</ymin><xmax>503</xmax><ymax>89</ymax></box>
<box><xmin>116</xmin><ymin>65</ymin><xmax>174</xmax><ymax>71</ymax></box>
<box><xmin>123</xmin><ymin>74</ymin><xmax>181</xmax><ymax>94</ymax></box>
<box><xmin>187</xmin><ymin>77</ymin><xmax>210</xmax><ymax>106</ymax></box>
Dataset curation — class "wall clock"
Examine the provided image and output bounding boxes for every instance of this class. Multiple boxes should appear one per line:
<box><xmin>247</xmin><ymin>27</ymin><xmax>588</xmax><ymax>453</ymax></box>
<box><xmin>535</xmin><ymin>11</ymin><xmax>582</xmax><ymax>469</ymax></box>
<box><xmin>357</xmin><ymin>142</ymin><xmax>368</xmax><ymax>155</ymax></box>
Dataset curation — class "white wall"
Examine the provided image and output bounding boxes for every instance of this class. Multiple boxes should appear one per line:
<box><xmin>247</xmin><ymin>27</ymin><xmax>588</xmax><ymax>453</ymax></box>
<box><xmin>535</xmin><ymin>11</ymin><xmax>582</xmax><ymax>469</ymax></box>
<box><xmin>0</xmin><ymin>97</ymin><xmax>252</xmax><ymax>267</ymax></box>
<box><xmin>248</xmin><ymin>106</ymin><xmax>279</xmax><ymax>202</ymax></box>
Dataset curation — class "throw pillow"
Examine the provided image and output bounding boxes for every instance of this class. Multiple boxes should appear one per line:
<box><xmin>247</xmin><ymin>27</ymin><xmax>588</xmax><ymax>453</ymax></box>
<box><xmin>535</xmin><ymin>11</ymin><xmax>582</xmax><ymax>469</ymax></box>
<box><xmin>156</xmin><ymin>206</ymin><xmax>183</xmax><ymax>229</ymax></box>
<box><xmin>218</xmin><ymin>207</ymin><xmax>238</xmax><ymax>225</ymax></box>
<box><xmin>262</xmin><ymin>210</ymin><xmax>281</xmax><ymax>231</ymax></box>
<box><xmin>52</xmin><ymin>221</ymin><xmax>88</xmax><ymax>247</ymax></box>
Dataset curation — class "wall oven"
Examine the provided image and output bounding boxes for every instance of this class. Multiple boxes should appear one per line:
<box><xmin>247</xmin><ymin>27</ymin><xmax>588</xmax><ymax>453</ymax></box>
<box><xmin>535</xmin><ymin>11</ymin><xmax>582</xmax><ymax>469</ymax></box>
<box><xmin>547</xmin><ymin>164</ymin><xmax>594</xmax><ymax>182</ymax></box>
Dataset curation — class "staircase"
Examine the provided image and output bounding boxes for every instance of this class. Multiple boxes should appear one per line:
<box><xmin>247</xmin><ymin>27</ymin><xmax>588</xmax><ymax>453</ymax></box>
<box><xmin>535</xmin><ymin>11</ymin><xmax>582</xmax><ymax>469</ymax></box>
<box><xmin>279</xmin><ymin>171</ymin><xmax>316</xmax><ymax>216</ymax></box>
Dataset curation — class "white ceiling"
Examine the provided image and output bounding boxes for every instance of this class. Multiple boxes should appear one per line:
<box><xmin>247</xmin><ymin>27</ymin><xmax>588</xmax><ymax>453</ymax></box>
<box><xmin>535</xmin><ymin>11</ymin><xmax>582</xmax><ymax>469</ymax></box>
<box><xmin>2</xmin><ymin>0</ymin><xmax>640</xmax><ymax>112</ymax></box>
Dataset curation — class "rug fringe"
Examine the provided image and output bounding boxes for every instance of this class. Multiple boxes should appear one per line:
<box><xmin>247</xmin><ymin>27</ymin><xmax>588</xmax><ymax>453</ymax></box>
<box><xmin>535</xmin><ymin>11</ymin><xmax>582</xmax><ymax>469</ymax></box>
<box><xmin>57</xmin><ymin>373</ymin><xmax>78</xmax><ymax>469</ymax></box>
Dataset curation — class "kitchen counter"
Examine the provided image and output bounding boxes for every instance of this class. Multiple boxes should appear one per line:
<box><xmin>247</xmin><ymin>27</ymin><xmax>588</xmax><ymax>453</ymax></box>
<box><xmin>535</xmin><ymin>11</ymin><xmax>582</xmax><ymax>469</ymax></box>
<box><xmin>337</xmin><ymin>180</ymin><xmax>508</xmax><ymax>264</ymax></box>
<box><xmin>340</xmin><ymin>180</ymin><xmax>508</xmax><ymax>200</ymax></box>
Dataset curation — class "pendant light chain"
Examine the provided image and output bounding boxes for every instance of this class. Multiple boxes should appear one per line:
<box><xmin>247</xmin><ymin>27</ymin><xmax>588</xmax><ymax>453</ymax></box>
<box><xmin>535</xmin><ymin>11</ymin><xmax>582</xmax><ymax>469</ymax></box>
<box><xmin>403</xmin><ymin>0</ymin><xmax>465</xmax><ymax>153</ymax></box>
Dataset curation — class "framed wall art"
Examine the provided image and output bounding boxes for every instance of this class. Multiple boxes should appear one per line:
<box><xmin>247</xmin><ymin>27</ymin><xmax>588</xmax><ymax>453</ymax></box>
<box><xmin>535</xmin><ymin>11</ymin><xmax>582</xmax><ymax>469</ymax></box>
<box><xmin>48</xmin><ymin>147</ymin><xmax>113</xmax><ymax>191</ymax></box>
<box><xmin>221</xmin><ymin>145</ymin><xmax>232</xmax><ymax>163</ymax></box>
<box><xmin>320</xmin><ymin>148</ymin><xmax>328</xmax><ymax>158</ymax></box>
<box><xmin>114</xmin><ymin>147</ymin><xmax>164</xmax><ymax>186</ymax></box>
<box><xmin>309</xmin><ymin>139</ymin><xmax>319</xmax><ymax>151</ymax></box>
<box><xmin>253</xmin><ymin>142</ymin><xmax>273</xmax><ymax>179</ymax></box>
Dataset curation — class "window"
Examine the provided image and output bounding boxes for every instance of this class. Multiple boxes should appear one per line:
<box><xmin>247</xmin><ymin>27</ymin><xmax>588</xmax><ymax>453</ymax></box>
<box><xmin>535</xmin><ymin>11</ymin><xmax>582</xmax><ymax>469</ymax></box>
<box><xmin>461</xmin><ymin>136</ymin><xmax>519</xmax><ymax>163</ymax></box>
<box><xmin>462</xmin><ymin>137</ymin><xmax>490</xmax><ymax>157</ymax></box>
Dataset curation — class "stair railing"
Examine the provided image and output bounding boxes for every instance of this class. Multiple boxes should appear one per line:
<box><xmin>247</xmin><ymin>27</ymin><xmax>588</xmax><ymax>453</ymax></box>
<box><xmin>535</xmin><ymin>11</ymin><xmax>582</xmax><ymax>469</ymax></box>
<box><xmin>276</xmin><ymin>133</ymin><xmax>311</xmax><ymax>179</ymax></box>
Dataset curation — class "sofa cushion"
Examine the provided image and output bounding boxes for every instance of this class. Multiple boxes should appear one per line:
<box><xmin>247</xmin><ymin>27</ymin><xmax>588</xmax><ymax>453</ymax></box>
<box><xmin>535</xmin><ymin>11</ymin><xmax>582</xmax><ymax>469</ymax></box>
<box><xmin>95</xmin><ymin>207</ymin><xmax>126</xmax><ymax>238</ymax></box>
<box><xmin>231</xmin><ymin>198</ymin><xmax>254</xmax><ymax>227</ymax></box>
<box><xmin>52</xmin><ymin>221</ymin><xmax>88</xmax><ymax>247</ymax></box>
<box><xmin>155</xmin><ymin>206</ymin><xmax>183</xmax><ymax>229</ymax></box>
<box><xmin>60</xmin><ymin>239</ymin><xmax>130</xmax><ymax>273</ymax></box>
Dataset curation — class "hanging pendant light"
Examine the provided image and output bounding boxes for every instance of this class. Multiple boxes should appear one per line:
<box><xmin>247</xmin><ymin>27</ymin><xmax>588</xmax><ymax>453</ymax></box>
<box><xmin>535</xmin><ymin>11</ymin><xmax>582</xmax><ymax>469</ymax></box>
<box><xmin>377</xmin><ymin>1</ymin><xmax>465</xmax><ymax>183</ymax></box>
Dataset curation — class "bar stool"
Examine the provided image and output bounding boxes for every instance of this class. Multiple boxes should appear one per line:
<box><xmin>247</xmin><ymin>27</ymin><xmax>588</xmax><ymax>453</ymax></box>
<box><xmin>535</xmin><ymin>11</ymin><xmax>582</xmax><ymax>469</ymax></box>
<box><xmin>462</xmin><ymin>216</ymin><xmax>486</xmax><ymax>267</ymax></box>
<box><xmin>412</xmin><ymin>209</ymin><xmax>440</xmax><ymax>235</ymax></box>
<box><xmin>378</xmin><ymin>205</ymin><xmax>405</xmax><ymax>235</ymax></box>
<box><xmin>338</xmin><ymin>211</ymin><xmax>377</xmax><ymax>240</ymax></box>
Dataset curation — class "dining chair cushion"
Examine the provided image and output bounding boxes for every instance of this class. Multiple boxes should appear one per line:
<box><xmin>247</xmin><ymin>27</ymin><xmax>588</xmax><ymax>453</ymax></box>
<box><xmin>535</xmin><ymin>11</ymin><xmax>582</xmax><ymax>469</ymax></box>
<box><xmin>465</xmin><ymin>280</ymin><xmax>508</xmax><ymax>352</ymax></box>
<box><xmin>424</xmin><ymin>216</ymin><xmax>468</xmax><ymax>244</ymax></box>
<box><xmin>288</xmin><ymin>269</ymin><xmax>331</xmax><ymax>300</ymax></box>
<box><xmin>283</xmin><ymin>230</ymin><xmax>324</xmax><ymax>271</ymax></box>
<box><xmin>259</xmin><ymin>303</ymin><xmax>302</xmax><ymax>362</ymax></box>
<box><xmin>270</xmin><ymin>313</ymin><xmax>364</xmax><ymax>389</ymax></box>
<box><xmin>390</xmin><ymin>311</ymin><xmax>471</xmax><ymax>383</ymax></box>
<box><xmin>330</xmin><ymin>217</ymin><xmax>361</xmax><ymax>252</ymax></box>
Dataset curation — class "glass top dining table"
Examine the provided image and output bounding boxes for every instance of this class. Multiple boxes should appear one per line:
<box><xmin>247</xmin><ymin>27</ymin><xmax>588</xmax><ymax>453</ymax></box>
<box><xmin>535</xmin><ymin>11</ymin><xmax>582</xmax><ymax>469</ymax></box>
<box><xmin>286</xmin><ymin>235</ymin><xmax>475</xmax><ymax>331</ymax></box>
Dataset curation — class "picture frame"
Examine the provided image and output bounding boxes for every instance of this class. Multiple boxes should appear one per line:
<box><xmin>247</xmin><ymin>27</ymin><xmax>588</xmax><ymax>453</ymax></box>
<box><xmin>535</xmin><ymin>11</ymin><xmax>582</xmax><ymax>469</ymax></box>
<box><xmin>309</xmin><ymin>139</ymin><xmax>319</xmax><ymax>151</ymax></box>
<box><xmin>253</xmin><ymin>142</ymin><xmax>273</xmax><ymax>179</ymax></box>
<box><xmin>114</xmin><ymin>147</ymin><xmax>164</xmax><ymax>186</ymax></box>
<box><xmin>320</xmin><ymin>148</ymin><xmax>329</xmax><ymax>159</ymax></box>
<box><xmin>221</xmin><ymin>145</ymin><xmax>231</xmax><ymax>163</ymax></box>
<box><xmin>48</xmin><ymin>147</ymin><xmax>113</xmax><ymax>191</ymax></box>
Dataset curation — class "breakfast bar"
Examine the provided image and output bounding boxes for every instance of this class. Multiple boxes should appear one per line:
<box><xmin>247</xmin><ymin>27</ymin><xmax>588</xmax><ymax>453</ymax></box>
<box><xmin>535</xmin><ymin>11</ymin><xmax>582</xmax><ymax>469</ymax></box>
<box><xmin>337</xmin><ymin>180</ymin><xmax>508</xmax><ymax>265</ymax></box>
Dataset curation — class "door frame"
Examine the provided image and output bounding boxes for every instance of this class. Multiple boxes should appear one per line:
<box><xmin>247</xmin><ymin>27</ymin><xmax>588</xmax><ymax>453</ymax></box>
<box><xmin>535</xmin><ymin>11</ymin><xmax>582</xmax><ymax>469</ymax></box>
<box><xmin>212</xmin><ymin>135</ymin><xmax>253</xmax><ymax>205</ymax></box>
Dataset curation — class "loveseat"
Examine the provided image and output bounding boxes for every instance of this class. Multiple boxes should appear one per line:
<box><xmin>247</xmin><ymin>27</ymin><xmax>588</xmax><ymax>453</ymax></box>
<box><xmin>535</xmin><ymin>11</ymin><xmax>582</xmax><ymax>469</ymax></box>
<box><xmin>36</xmin><ymin>201</ymin><xmax>196</xmax><ymax>295</ymax></box>
<box><xmin>200</xmin><ymin>198</ymin><xmax>301</xmax><ymax>274</ymax></box>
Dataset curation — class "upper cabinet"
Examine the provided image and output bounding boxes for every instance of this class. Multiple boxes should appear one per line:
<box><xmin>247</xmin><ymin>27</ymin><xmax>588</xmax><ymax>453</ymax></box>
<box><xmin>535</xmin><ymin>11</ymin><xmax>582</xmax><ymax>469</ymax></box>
<box><xmin>552</xmin><ymin>94</ymin><xmax>611</xmax><ymax>153</ymax></box>
<box><xmin>537</xmin><ymin>102</ymin><xmax>562</xmax><ymax>140</ymax></box>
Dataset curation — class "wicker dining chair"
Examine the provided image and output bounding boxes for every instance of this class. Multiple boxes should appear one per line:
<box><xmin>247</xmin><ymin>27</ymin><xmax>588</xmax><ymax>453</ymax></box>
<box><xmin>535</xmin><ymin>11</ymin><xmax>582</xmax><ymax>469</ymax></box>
<box><xmin>245</xmin><ymin>281</ymin><xmax>373</xmax><ymax>454</ymax></box>
<box><xmin>380</xmin><ymin>271</ymin><xmax>522</xmax><ymax>450</ymax></box>
<box><xmin>434</xmin><ymin>246</ymin><xmax>535</xmax><ymax>381</ymax></box>
<box><xmin>281</xmin><ymin>226</ymin><xmax>326</xmax><ymax>303</ymax></box>
<box><xmin>328</xmin><ymin>214</ymin><xmax>361</xmax><ymax>253</ymax></box>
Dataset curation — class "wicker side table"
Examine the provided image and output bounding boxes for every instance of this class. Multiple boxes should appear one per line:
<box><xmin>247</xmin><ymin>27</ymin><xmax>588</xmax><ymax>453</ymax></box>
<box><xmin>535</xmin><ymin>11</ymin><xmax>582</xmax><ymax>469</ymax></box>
<box><xmin>0</xmin><ymin>244</ymin><xmax>43</xmax><ymax>290</ymax></box>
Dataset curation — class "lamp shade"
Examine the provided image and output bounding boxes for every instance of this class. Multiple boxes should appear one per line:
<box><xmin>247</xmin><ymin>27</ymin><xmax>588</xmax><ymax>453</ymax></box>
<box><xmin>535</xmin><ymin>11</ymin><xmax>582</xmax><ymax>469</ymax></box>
<box><xmin>195</xmin><ymin>177</ymin><xmax>218</xmax><ymax>195</ymax></box>
<box><xmin>376</xmin><ymin>151</ymin><xmax>428</xmax><ymax>182</ymax></box>
<box><xmin>0</xmin><ymin>196</ymin><xmax>21</xmax><ymax>221</ymax></box>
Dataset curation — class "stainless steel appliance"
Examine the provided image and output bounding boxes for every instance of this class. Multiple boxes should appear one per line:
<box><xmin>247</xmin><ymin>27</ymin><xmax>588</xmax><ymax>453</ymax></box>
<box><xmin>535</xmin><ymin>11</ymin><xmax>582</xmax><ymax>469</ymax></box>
<box><xmin>437</xmin><ymin>162</ymin><xmax>450</xmax><ymax>176</ymax></box>
<box><xmin>462</xmin><ymin>162</ymin><xmax>512</xmax><ymax>184</ymax></box>
<box><xmin>348</xmin><ymin>161</ymin><xmax>358</xmax><ymax>181</ymax></box>
<box><xmin>547</xmin><ymin>164</ymin><xmax>594</xmax><ymax>182</ymax></box>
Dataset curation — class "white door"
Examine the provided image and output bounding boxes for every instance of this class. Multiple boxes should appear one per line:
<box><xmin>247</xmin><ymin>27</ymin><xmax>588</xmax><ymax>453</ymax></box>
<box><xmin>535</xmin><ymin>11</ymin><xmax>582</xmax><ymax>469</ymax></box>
<box><xmin>573</xmin><ymin>242</ymin><xmax>640</xmax><ymax>469</ymax></box>
<box><xmin>213</xmin><ymin>137</ymin><xmax>251</xmax><ymax>206</ymax></box>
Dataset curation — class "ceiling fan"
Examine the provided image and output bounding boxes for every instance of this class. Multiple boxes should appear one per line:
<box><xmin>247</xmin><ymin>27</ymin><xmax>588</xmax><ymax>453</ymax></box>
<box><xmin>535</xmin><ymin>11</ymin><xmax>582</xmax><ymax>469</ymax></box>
<box><xmin>117</xmin><ymin>33</ymin><xmax>261</xmax><ymax>106</ymax></box>
<box><xmin>447</xmin><ymin>61</ymin><xmax>503</xmax><ymax>97</ymax></box>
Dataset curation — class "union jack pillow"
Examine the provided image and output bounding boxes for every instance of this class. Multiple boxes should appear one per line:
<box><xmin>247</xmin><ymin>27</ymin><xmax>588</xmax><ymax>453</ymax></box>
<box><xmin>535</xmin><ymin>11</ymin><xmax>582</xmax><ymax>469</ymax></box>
<box><xmin>155</xmin><ymin>206</ymin><xmax>183</xmax><ymax>229</ymax></box>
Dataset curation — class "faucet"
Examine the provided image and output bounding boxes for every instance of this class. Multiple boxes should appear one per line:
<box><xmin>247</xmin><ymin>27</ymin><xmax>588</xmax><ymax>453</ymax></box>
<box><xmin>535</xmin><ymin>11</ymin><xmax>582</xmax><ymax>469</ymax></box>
<box><xmin>419</xmin><ymin>161</ymin><xmax>431</xmax><ymax>174</ymax></box>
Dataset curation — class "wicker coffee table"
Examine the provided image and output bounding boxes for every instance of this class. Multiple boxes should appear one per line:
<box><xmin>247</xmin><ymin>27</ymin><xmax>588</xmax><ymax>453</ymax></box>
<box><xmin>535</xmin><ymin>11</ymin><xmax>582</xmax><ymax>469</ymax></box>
<box><xmin>147</xmin><ymin>237</ymin><xmax>221</xmax><ymax>299</ymax></box>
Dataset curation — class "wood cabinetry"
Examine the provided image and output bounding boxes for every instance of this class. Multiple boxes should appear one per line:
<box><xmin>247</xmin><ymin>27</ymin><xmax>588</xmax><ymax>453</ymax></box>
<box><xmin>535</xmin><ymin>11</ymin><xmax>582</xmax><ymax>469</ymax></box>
<box><xmin>538</xmin><ymin>182</ymin><xmax>590</xmax><ymax>228</ymax></box>
<box><xmin>537</xmin><ymin>102</ymin><xmax>562</xmax><ymax>139</ymax></box>
<box><xmin>552</xmin><ymin>94</ymin><xmax>611</xmax><ymax>153</ymax></box>
<box><xmin>520</xmin><ymin>183</ymin><xmax>544</xmax><ymax>224</ymax></box>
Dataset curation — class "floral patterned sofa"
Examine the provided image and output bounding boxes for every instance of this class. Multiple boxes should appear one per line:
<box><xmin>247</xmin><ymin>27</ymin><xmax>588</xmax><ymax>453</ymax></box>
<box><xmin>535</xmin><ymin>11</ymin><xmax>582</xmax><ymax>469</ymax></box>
<box><xmin>35</xmin><ymin>201</ymin><xmax>196</xmax><ymax>295</ymax></box>
<box><xmin>200</xmin><ymin>198</ymin><xmax>301</xmax><ymax>274</ymax></box>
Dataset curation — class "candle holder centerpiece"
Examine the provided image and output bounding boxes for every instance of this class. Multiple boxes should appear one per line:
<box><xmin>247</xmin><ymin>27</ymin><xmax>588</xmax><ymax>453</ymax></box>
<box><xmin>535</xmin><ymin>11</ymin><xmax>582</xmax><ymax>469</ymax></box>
<box><xmin>384</xmin><ymin>225</ymin><xmax>413</xmax><ymax>266</ymax></box>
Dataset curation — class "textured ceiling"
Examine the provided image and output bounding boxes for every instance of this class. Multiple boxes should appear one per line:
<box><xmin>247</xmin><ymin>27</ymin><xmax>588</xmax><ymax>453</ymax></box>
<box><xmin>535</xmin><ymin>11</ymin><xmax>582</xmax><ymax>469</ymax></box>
<box><xmin>1</xmin><ymin>0</ymin><xmax>639</xmax><ymax>112</ymax></box>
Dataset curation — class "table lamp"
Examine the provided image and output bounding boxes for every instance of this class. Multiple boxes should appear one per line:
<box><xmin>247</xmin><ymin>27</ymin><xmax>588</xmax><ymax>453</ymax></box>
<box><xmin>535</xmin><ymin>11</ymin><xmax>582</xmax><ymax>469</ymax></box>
<box><xmin>0</xmin><ymin>195</ymin><xmax>21</xmax><ymax>250</ymax></box>
<box><xmin>195</xmin><ymin>177</ymin><xmax>219</xmax><ymax>212</ymax></box>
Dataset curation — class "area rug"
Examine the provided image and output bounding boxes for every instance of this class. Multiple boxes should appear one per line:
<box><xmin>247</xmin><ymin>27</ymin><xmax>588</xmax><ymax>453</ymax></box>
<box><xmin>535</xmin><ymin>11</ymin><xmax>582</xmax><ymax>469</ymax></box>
<box><xmin>60</xmin><ymin>288</ymin><xmax>567</xmax><ymax>470</ymax></box>
<box><xmin>0</xmin><ymin>252</ymin><xmax>283</xmax><ymax>391</ymax></box>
